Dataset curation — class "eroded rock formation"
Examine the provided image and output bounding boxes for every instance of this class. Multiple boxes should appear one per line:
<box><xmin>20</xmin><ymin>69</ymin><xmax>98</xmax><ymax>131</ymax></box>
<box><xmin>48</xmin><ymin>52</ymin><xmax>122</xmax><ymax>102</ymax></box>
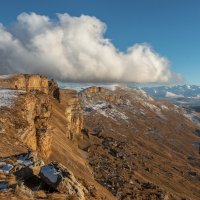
<box><xmin>59</xmin><ymin>89</ymin><xmax>83</xmax><ymax>140</ymax></box>
<box><xmin>0</xmin><ymin>74</ymin><xmax>115</xmax><ymax>200</ymax></box>
<box><xmin>0</xmin><ymin>90</ymin><xmax>52</xmax><ymax>160</ymax></box>
<box><xmin>0</xmin><ymin>74</ymin><xmax>53</xmax><ymax>160</ymax></box>
<box><xmin>0</xmin><ymin>152</ymin><xmax>89</xmax><ymax>200</ymax></box>
<box><xmin>0</xmin><ymin>74</ymin><xmax>49</xmax><ymax>94</ymax></box>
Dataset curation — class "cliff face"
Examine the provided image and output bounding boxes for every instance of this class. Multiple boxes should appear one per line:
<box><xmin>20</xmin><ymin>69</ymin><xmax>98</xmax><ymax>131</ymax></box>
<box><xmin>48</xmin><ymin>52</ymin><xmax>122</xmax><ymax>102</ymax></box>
<box><xmin>33</xmin><ymin>92</ymin><xmax>52</xmax><ymax>159</ymax></box>
<box><xmin>0</xmin><ymin>74</ymin><xmax>115</xmax><ymax>200</ymax></box>
<box><xmin>0</xmin><ymin>74</ymin><xmax>84</xmax><ymax>142</ymax></box>
<box><xmin>0</xmin><ymin>74</ymin><xmax>49</xmax><ymax>94</ymax></box>
<box><xmin>0</xmin><ymin>90</ymin><xmax>52</xmax><ymax>160</ymax></box>
<box><xmin>59</xmin><ymin>89</ymin><xmax>83</xmax><ymax>140</ymax></box>
<box><xmin>79</xmin><ymin>86</ymin><xmax>119</xmax><ymax>104</ymax></box>
<box><xmin>0</xmin><ymin>73</ymin><xmax>54</xmax><ymax>159</ymax></box>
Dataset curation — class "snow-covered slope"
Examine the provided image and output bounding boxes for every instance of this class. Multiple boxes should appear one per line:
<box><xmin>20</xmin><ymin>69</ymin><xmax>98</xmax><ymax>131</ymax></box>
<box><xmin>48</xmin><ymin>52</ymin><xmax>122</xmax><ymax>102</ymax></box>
<box><xmin>143</xmin><ymin>85</ymin><xmax>200</xmax><ymax>99</ymax></box>
<box><xmin>142</xmin><ymin>85</ymin><xmax>200</xmax><ymax>109</ymax></box>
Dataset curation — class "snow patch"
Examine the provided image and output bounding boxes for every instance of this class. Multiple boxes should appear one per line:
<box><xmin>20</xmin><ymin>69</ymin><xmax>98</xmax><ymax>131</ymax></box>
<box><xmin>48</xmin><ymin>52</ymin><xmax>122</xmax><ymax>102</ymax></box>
<box><xmin>160</xmin><ymin>105</ymin><xmax>169</xmax><ymax>111</ymax></box>
<box><xmin>0</xmin><ymin>89</ymin><xmax>25</xmax><ymax>108</ymax></box>
<box><xmin>0</xmin><ymin>162</ymin><xmax>14</xmax><ymax>174</ymax></box>
<box><xmin>40</xmin><ymin>165</ymin><xmax>61</xmax><ymax>183</ymax></box>
<box><xmin>135</xmin><ymin>89</ymin><xmax>154</xmax><ymax>101</ymax></box>
<box><xmin>165</xmin><ymin>91</ymin><xmax>183</xmax><ymax>98</ymax></box>
<box><xmin>17</xmin><ymin>154</ymin><xmax>33</xmax><ymax>166</ymax></box>
<box><xmin>196</xmin><ymin>94</ymin><xmax>200</xmax><ymax>98</ymax></box>
<box><xmin>84</xmin><ymin>101</ymin><xmax>128</xmax><ymax>121</ymax></box>
<box><xmin>183</xmin><ymin>108</ymin><xmax>200</xmax><ymax>125</ymax></box>
<box><xmin>0</xmin><ymin>182</ymin><xmax>8</xmax><ymax>190</ymax></box>
<box><xmin>0</xmin><ymin>74</ymin><xmax>14</xmax><ymax>80</ymax></box>
<box><xmin>142</xmin><ymin>102</ymin><xmax>161</xmax><ymax>112</ymax></box>
<box><xmin>186</xmin><ymin>85</ymin><xmax>191</xmax><ymax>89</ymax></box>
<box><xmin>156</xmin><ymin>111</ymin><xmax>166</xmax><ymax>120</ymax></box>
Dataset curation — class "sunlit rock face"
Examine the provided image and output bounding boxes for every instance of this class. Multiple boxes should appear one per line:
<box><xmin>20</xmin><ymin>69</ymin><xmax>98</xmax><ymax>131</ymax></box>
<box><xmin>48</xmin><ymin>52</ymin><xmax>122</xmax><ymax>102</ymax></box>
<box><xmin>0</xmin><ymin>90</ymin><xmax>52</xmax><ymax>159</ymax></box>
<box><xmin>19</xmin><ymin>91</ymin><xmax>52</xmax><ymax>159</ymax></box>
<box><xmin>0</xmin><ymin>74</ymin><xmax>116</xmax><ymax>200</ymax></box>
<box><xmin>0</xmin><ymin>74</ymin><xmax>85</xmax><ymax>158</ymax></box>
<box><xmin>59</xmin><ymin>89</ymin><xmax>83</xmax><ymax>140</ymax></box>
<box><xmin>0</xmin><ymin>74</ymin><xmax>52</xmax><ymax>160</ymax></box>
<box><xmin>0</xmin><ymin>74</ymin><xmax>49</xmax><ymax>94</ymax></box>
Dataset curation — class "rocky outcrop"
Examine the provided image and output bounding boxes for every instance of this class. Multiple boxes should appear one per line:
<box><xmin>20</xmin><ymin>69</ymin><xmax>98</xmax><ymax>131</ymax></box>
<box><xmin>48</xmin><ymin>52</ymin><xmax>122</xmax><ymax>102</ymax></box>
<box><xmin>0</xmin><ymin>152</ymin><xmax>90</xmax><ymax>200</ymax></box>
<box><xmin>48</xmin><ymin>79</ymin><xmax>60</xmax><ymax>100</ymax></box>
<box><xmin>15</xmin><ymin>91</ymin><xmax>52</xmax><ymax>159</ymax></box>
<box><xmin>0</xmin><ymin>74</ymin><xmax>85</xmax><ymax>157</ymax></box>
<box><xmin>0</xmin><ymin>74</ymin><xmax>116</xmax><ymax>200</ymax></box>
<box><xmin>40</xmin><ymin>162</ymin><xmax>86</xmax><ymax>199</ymax></box>
<box><xmin>0</xmin><ymin>74</ymin><xmax>49</xmax><ymax>94</ymax></box>
<box><xmin>0</xmin><ymin>74</ymin><xmax>84</xmax><ymax>142</ymax></box>
<box><xmin>0</xmin><ymin>90</ymin><xmax>52</xmax><ymax>160</ymax></box>
<box><xmin>0</xmin><ymin>74</ymin><xmax>53</xmax><ymax>159</ymax></box>
<box><xmin>79</xmin><ymin>86</ymin><xmax>119</xmax><ymax>104</ymax></box>
<box><xmin>59</xmin><ymin>89</ymin><xmax>83</xmax><ymax>140</ymax></box>
<box><xmin>0</xmin><ymin>152</ymin><xmax>43</xmax><ymax>186</ymax></box>
<box><xmin>34</xmin><ymin>92</ymin><xmax>52</xmax><ymax>159</ymax></box>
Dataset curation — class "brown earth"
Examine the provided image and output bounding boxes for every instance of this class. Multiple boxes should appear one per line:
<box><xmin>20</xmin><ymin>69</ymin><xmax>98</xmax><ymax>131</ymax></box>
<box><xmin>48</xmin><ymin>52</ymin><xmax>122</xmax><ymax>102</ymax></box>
<box><xmin>0</xmin><ymin>74</ymin><xmax>115</xmax><ymax>200</ymax></box>
<box><xmin>0</xmin><ymin>75</ymin><xmax>200</xmax><ymax>200</ymax></box>
<box><xmin>79</xmin><ymin>86</ymin><xmax>200</xmax><ymax>200</ymax></box>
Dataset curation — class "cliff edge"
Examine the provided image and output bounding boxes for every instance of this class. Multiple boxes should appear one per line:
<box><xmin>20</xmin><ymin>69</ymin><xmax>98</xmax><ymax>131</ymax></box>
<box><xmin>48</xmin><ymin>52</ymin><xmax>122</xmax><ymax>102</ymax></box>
<box><xmin>0</xmin><ymin>74</ymin><xmax>115</xmax><ymax>200</ymax></box>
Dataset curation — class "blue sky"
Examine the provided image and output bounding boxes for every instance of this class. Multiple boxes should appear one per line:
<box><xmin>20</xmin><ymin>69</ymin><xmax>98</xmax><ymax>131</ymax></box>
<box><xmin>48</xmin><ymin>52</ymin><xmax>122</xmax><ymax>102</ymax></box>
<box><xmin>0</xmin><ymin>0</ymin><xmax>200</xmax><ymax>85</ymax></box>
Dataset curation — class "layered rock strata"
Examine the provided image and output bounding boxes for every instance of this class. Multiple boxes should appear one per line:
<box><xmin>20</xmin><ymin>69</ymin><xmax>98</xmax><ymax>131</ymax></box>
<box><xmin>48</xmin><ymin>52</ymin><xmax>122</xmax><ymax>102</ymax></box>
<box><xmin>59</xmin><ymin>89</ymin><xmax>83</xmax><ymax>140</ymax></box>
<box><xmin>0</xmin><ymin>74</ymin><xmax>49</xmax><ymax>94</ymax></box>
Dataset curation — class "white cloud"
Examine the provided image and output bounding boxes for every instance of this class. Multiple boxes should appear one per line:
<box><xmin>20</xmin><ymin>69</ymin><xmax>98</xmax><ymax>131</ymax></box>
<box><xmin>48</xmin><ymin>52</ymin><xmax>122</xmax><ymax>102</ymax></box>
<box><xmin>0</xmin><ymin>12</ymin><xmax>181</xmax><ymax>83</ymax></box>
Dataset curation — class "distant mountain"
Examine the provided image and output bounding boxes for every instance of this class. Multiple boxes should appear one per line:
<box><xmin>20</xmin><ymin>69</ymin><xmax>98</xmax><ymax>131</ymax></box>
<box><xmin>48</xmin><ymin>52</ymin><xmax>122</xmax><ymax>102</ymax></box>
<box><xmin>142</xmin><ymin>85</ymin><xmax>200</xmax><ymax>99</ymax></box>
<box><xmin>142</xmin><ymin>85</ymin><xmax>200</xmax><ymax>108</ymax></box>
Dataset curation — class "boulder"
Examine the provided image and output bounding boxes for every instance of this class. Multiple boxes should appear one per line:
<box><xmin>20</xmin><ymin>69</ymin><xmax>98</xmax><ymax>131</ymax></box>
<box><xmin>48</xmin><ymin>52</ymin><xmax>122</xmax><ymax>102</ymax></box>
<box><xmin>39</xmin><ymin>162</ymin><xmax>86</xmax><ymax>200</ymax></box>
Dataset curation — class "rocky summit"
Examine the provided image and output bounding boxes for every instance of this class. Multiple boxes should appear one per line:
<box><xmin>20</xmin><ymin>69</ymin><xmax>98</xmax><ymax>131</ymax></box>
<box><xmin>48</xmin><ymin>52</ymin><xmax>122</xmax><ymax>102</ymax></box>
<box><xmin>0</xmin><ymin>74</ymin><xmax>200</xmax><ymax>200</ymax></box>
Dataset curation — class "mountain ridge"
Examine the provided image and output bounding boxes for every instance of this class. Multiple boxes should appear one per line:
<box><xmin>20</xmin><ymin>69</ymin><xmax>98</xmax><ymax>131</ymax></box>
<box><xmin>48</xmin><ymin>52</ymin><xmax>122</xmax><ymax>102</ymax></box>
<box><xmin>0</xmin><ymin>74</ymin><xmax>200</xmax><ymax>199</ymax></box>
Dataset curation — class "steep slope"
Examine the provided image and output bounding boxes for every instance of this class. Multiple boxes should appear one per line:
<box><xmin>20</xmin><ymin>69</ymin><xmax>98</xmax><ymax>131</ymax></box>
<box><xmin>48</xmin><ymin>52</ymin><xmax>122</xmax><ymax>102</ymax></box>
<box><xmin>1</xmin><ymin>74</ymin><xmax>200</xmax><ymax>200</ymax></box>
<box><xmin>0</xmin><ymin>74</ymin><xmax>115</xmax><ymax>200</ymax></box>
<box><xmin>49</xmin><ymin>96</ymin><xmax>116</xmax><ymax>200</ymax></box>
<box><xmin>79</xmin><ymin>86</ymin><xmax>200</xmax><ymax>200</ymax></box>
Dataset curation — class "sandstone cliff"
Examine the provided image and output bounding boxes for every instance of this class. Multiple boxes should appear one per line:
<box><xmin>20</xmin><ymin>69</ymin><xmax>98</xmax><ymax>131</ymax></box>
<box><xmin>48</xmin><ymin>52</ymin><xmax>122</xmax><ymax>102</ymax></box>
<box><xmin>0</xmin><ymin>90</ymin><xmax>52</xmax><ymax>160</ymax></box>
<box><xmin>0</xmin><ymin>74</ymin><xmax>115</xmax><ymax>200</ymax></box>
<box><xmin>0</xmin><ymin>74</ymin><xmax>49</xmax><ymax>94</ymax></box>
<box><xmin>59</xmin><ymin>89</ymin><xmax>83</xmax><ymax>140</ymax></box>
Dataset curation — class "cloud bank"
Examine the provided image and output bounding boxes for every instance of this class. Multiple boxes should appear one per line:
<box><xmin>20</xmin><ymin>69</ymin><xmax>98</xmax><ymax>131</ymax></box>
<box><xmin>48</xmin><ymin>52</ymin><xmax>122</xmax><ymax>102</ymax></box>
<box><xmin>0</xmin><ymin>12</ymin><xmax>181</xmax><ymax>83</ymax></box>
